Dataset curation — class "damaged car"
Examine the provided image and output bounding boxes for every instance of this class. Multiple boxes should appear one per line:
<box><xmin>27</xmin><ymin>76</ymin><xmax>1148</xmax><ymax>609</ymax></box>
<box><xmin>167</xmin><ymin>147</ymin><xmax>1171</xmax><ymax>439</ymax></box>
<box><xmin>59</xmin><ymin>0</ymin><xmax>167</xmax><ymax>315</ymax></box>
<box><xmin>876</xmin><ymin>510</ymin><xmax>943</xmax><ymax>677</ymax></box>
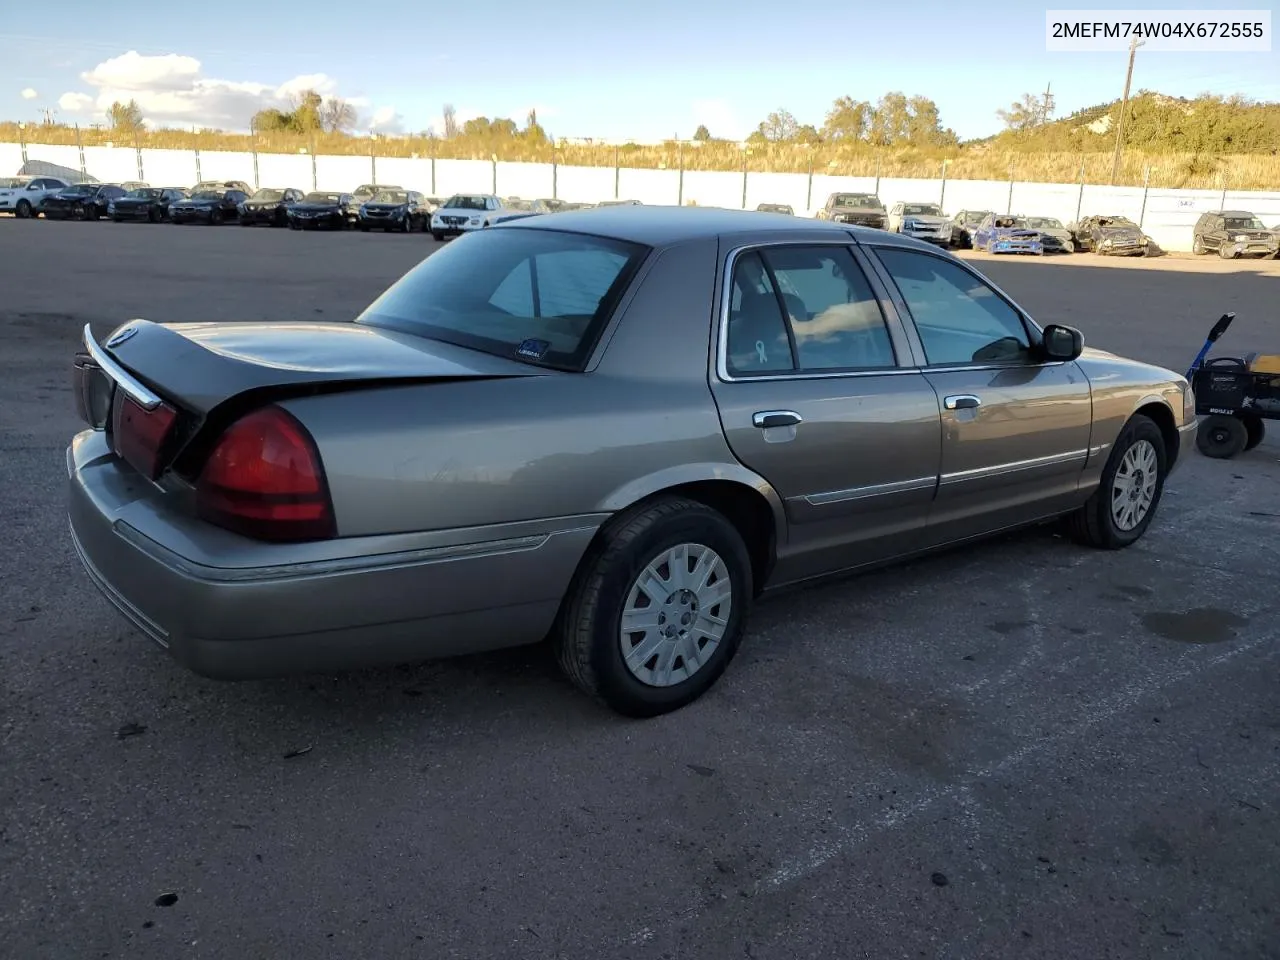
<box><xmin>1021</xmin><ymin>216</ymin><xmax>1073</xmax><ymax>254</ymax></box>
<box><xmin>815</xmin><ymin>192</ymin><xmax>887</xmax><ymax>229</ymax></box>
<box><xmin>1070</xmin><ymin>215</ymin><xmax>1150</xmax><ymax>256</ymax></box>
<box><xmin>972</xmin><ymin>214</ymin><xmax>1043</xmax><ymax>255</ymax></box>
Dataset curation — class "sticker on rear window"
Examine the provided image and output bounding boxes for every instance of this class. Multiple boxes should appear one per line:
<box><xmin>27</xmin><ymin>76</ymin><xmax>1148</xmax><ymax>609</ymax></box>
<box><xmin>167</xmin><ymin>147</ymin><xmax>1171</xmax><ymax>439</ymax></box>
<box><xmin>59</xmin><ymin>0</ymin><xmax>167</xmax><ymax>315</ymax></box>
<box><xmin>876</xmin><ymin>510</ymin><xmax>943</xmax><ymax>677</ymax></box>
<box><xmin>516</xmin><ymin>338</ymin><xmax>551</xmax><ymax>360</ymax></box>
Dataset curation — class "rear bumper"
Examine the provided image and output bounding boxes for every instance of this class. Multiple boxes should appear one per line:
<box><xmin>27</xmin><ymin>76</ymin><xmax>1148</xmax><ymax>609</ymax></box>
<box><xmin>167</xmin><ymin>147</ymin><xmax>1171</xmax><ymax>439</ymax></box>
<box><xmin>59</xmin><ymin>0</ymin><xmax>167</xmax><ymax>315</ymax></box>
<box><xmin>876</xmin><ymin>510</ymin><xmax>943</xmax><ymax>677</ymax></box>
<box><xmin>67</xmin><ymin>430</ymin><xmax>600</xmax><ymax>680</ymax></box>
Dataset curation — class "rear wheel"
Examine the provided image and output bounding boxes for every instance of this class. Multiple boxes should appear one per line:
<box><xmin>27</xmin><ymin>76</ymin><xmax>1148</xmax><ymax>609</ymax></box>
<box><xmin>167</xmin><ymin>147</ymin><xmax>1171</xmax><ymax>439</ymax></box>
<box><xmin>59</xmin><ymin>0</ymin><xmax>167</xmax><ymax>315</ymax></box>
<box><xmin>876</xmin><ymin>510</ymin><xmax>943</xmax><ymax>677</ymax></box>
<box><xmin>148</xmin><ymin>207</ymin><xmax>161</xmax><ymax>223</ymax></box>
<box><xmin>1242</xmin><ymin>414</ymin><xmax>1266</xmax><ymax>452</ymax></box>
<box><xmin>15</xmin><ymin>199</ymin><xmax>32</xmax><ymax>219</ymax></box>
<box><xmin>1197</xmin><ymin>415</ymin><xmax>1249</xmax><ymax>458</ymax></box>
<box><xmin>210</xmin><ymin>209</ymin><xmax>224</xmax><ymax>225</ymax></box>
<box><xmin>553</xmin><ymin>497</ymin><xmax>752</xmax><ymax>717</ymax></box>
<box><xmin>1067</xmin><ymin>415</ymin><xmax>1167</xmax><ymax>549</ymax></box>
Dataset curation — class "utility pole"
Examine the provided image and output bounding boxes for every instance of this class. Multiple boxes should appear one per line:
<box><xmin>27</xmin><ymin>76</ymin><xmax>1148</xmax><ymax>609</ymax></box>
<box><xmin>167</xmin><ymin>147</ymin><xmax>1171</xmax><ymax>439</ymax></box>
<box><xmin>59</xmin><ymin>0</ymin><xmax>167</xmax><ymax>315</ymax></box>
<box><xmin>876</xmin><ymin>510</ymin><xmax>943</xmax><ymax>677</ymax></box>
<box><xmin>1040</xmin><ymin>82</ymin><xmax>1053</xmax><ymax>125</ymax></box>
<box><xmin>1109</xmin><ymin>37</ymin><xmax>1144</xmax><ymax>185</ymax></box>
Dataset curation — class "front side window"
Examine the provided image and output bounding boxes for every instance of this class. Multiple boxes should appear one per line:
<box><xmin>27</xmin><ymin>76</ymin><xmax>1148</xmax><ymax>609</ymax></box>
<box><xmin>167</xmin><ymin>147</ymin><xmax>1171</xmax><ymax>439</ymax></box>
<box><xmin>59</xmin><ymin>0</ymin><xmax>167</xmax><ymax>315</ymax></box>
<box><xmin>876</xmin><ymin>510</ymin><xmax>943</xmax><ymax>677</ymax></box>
<box><xmin>725</xmin><ymin>246</ymin><xmax>896</xmax><ymax>376</ymax></box>
<box><xmin>357</xmin><ymin>228</ymin><xmax>646</xmax><ymax>369</ymax></box>
<box><xmin>875</xmin><ymin>248</ymin><xmax>1032</xmax><ymax>366</ymax></box>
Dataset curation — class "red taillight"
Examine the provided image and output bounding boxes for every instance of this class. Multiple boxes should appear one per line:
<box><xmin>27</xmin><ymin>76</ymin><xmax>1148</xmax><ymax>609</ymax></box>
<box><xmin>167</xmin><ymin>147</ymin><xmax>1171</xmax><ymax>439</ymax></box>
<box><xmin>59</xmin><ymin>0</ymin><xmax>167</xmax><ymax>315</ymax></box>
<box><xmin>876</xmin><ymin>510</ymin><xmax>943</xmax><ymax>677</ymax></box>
<box><xmin>112</xmin><ymin>394</ymin><xmax>178</xmax><ymax>480</ymax></box>
<box><xmin>196</xmin><ymin>406</ymin><xmax>336</xmax><ymax>542</ymax></box>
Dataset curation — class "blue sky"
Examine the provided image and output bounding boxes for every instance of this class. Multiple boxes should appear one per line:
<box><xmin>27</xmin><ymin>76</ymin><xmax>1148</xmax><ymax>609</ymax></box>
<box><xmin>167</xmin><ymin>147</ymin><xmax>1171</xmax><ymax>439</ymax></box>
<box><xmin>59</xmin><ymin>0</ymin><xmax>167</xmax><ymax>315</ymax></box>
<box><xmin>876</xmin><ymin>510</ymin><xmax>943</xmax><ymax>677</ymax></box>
<box><xmin>2</xmin><ymin>0</ymin><xmax>1276</xmax><ymax>141</ymax></box>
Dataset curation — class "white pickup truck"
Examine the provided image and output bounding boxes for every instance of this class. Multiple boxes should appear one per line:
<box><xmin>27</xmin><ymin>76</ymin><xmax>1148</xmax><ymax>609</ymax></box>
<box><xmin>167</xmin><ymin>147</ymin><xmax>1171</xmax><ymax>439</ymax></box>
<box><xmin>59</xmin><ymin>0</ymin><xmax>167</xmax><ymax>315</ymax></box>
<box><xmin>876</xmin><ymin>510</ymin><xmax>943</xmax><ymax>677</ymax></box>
<box><xmin>0</xmin><ymin>175</ymin><xmax>72</xmax><ymax>218</ymax></box>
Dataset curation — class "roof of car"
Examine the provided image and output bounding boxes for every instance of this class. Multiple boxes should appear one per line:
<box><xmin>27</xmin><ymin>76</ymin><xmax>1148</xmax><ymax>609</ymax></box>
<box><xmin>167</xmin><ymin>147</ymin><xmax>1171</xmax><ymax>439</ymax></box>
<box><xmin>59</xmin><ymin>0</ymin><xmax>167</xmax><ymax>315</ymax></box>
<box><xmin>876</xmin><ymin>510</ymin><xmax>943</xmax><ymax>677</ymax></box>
<box><xmin>502</xmin><ymin>205</ymin><xmax>937</xmax><ymax>249</ymax></box>
<box><xmin>1213</xmin><ymin>209</ymin><xmax>1257</xmax><ymax>217</ymax></box>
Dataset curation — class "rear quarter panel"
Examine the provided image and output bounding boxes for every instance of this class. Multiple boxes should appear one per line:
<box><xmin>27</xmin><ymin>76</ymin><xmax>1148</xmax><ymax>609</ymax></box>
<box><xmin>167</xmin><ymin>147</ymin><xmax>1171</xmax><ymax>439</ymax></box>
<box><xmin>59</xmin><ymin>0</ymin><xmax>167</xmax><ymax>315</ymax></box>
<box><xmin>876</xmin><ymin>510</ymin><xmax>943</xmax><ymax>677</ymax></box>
<box><xmin>283</xmin><ymin>237</ymin><xmax>784</xmax><ymax>539</ymax></box>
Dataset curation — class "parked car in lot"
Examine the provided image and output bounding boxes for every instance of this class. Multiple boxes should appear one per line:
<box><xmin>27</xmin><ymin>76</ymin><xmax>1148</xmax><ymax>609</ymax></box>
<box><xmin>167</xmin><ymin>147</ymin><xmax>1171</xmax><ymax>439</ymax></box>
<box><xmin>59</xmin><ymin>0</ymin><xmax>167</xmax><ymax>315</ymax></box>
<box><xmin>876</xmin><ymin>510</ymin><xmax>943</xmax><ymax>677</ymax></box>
<box><xmin>39</xmin><ymin>183</ymin><xmax>127</xmax><ymax>220</ymax></box>
<box><xmin>1020</xmin><ymin>216</ymin><xmax>1073</xmax><ymax>254</ymax></box>
<box><xmin>358</xmin><ymin>190</ymin><xmax>429</xmax><ymax>232</ymax></box>
<box><xmin>0</xmin><ymin>175</ymin><xmax>71</xmax><ymax>218</ymax></box>
<box><xmin>1069</xmin><ymin>215</ymin><xmax>1149</xmax><ymax>256</ymax></box>
<box><xmin>815</xmin><ymin>192</ymin><xmax>887</xmax><ymax>229</ymax></box>
<box><xmin>109</xmin><ymin>187</ymin><xmax>188</xmax><ymax>223</ymax></box>
<box><xmin>288</xmin><ymin>192</ymin><xmax>355</xmax><ymax>230</ymax></box>
<box><xmin>947</xmin><ymin>209</ymin><xmax>994</xmax><ymax>249</ymax></box>
<box><xmin>351</xmin><ymin>183</ymin><xmax>402</xmax><ymax>210</ymax></box>
<box><xmin>67</xmin><ymin>208</ymin><xmax>1196</xmax><ymax>716</ymax></box>
<box><xmin>1191</xmin><ymin>210</ymin><xmax>1279</xmax><ymax>259</ymax></box>
<box><xmin>429</xmin><ymin>194</ymin><xmax>510</xmax><ymax>239</ymax></box>
<box><xmin>972</xmin><ymin>214</ymin><xmax>1043</xmax><ymax>255</ymax></box>
<box><xmin>888</xmin><ymin>202</ymin><xmax>951</xmax><ymax>245</ymax></box>
<box><xmin>533</xmin><ymin>198</ymin><xmax>572</xmax><ymax>214</ymax></box>
<box><xmin>756</xmin><ymin>203</ymin><xmax>795</xmax><ymax>215</ymax></box>
<box><xmin>170</xmin><ymin>188</ymin><xmax>250</xmax><ymax>225</ymax></box>
<box><xmin>190</xmin><ymin>179</ymin><xmax>252</xmax><ymax>196</ymax></box>
<box><xmin>238</xmin><ymin>187</ymin><xmax>305</xmax><ymax>227</ymax></box>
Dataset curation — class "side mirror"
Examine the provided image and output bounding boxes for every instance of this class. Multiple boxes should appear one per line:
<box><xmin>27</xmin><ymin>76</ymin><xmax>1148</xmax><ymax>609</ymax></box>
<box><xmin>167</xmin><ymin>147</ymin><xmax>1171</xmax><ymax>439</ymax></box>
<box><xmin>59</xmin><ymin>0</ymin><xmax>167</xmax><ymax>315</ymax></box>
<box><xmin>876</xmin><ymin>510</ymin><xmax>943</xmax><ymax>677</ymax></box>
<box><xmin>1042</xmin><ymin>323</ymin><xmax>1084</xmax><ymax>362</ymax></box>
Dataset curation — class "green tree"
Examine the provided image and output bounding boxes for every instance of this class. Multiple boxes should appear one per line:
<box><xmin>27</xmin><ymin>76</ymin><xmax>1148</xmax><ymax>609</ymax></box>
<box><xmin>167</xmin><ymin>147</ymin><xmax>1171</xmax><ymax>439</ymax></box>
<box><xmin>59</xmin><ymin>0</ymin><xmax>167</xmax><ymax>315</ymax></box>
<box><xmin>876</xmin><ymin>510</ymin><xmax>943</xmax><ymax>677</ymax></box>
<box><xmin>822</xmin><ymin>96</ymin><xmax>871</xmax><ymax>140</ymax></box>
<box><xmin>251</xmin><ymin>108</ymin><xmax>291</xmax><ymax>133</ymax></box>
<box><xmin>693</xmin><ymin>124</ymin><xmax>712</xmax><ymax>142</ymax></box>
<box><xmin>868</xmin><ymin>92</ymin><xmax>910</xmax><ymax>145</ymax></box>
<box><xmin>794</xmin><ymin>124</ymin><xmax>823</xmax><ymax>145</ymax></box>
<box><xmin>289</xmin><ymin>90</ymin><xmax>324</xmax><ymax>132</ymax></box>
<box><xmin>757</xmin><ymin>108</ymin><xmax>799</xmax><ymax>142</ymax></box>
<box><xmin>107</xmin><ymin>99</ymin><xmax>144</xmax><ymax>132</ymax></box>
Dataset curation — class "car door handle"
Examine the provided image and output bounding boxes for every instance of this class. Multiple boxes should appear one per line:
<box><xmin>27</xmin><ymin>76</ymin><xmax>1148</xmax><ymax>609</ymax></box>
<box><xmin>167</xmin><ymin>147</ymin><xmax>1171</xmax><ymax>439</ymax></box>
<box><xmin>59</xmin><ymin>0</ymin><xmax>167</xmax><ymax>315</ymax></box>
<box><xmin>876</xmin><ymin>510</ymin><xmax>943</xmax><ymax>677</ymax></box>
<box><xmin>943</xmin><ymin>395</ymin><xmax>982</xmax><ymax>410</ymax></box>
<box><xmin>752</xmin><ymin>410</ymin><xmax>803</xmax><ymax>429</ymax></box>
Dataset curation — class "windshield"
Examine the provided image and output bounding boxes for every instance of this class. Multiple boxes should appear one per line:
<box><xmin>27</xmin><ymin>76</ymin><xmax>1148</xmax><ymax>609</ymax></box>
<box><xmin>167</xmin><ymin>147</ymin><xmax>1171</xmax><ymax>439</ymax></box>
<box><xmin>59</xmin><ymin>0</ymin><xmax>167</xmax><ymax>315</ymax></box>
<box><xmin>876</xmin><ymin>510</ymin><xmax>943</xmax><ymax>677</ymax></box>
<box><xmin>993</xmin><ymin>216</ymin><xmax>1028</xmax><ymax>229</ymax></box>
<box><xmin>303</xmin><ymin>192</ymin><xmax>342</xmax><ymax>204</ymax></box>
<box><xmin>1224</xmin><ymin>216</ymin><xmax>1266</xmax><ymax>230</ymax></box>
<box><xmin>1023</xmin><ymin>217</ymin><xmax>1063</xmax><ymax>229</ymax></box>
<box><xmin>903</xmin><ymin>204</ymin><xmax>942</xmax><ymax>216</ymax></box>
<box><xmin>357</xmin><ymin>229</ymin><xmax>647</xmax><ymax>370</ymax></box>
<box><xmin>125</xmin><ymin>188</ymin><xmax>162</xmax><ymax>199</ymax></box>
<box><xmin>190</xmin><ymin>191</ymin><xmax>223</xmax><ymax>201</ymax></box>
<box><xmin>961</xmin><ymin>210</ymin><xmax>992</xmax><ymax>224</ymax></box>
<box><xmin>353</xmin><ymin>184</ymin><xmax>379</xmax><ymax>195</ymax></box>
<box><xmin>1098</xmin><ymin>217</ymin><xmax>1137</xmax><ymax>227</ymax></box>
<box><xmin>443</xmin><ymin>195</ymin><xmax>490</xmax><ymax>210</ymax></box>
<box><xmin>371</xmin><ymin>190</ymin><xmax>408</xmax><ymax>203</ymax></box>
<box><xmin>834</xmin><ymin>194</ymin><xmax>881</xmax><ymax>208</ymax></box>
<box><xmin>251</xmin><ymin>189</ymin><xmax>285</xmax><ymax>201</ymax></box>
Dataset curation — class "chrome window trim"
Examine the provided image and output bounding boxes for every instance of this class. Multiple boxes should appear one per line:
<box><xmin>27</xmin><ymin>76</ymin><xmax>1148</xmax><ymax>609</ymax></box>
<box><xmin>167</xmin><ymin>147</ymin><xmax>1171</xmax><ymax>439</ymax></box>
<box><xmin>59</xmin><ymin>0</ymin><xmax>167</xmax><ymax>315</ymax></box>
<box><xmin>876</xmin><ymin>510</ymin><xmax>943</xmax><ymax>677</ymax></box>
<box><xmin>714</xmin><ymin>238</ymin><xmax>915</xmax><ymax>384</ymax></box>
<box><xmin>803</xmin><ymin>475</ymin><xmax>937</xmax><ymax>507</ymax></box>
<box><xmin>81</xmin><ymin>323</ymin><xmax>162</xmax><ymax>411</ymax></box>
<box><xmin>939</xmin><ymin>448</ymin><xmax>1089</xmax><ymax>485</ymax></box>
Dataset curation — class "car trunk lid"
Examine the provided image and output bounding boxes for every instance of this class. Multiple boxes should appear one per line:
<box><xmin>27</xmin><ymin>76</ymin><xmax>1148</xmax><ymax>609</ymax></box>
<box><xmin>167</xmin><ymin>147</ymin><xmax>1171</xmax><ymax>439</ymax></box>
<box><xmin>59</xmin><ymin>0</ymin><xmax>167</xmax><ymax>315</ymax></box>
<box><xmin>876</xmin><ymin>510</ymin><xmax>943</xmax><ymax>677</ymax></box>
<box><xmin>75</xmin><ymin>319</ymin><xmax>550</xmax><ymax>481</ymax></box>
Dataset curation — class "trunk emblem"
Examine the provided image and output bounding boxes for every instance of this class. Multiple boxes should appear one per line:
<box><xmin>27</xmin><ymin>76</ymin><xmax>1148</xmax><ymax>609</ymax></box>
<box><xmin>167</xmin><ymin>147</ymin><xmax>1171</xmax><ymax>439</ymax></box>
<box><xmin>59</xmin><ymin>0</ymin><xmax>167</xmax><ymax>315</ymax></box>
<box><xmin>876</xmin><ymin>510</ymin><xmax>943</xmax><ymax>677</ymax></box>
<box><xmin>107</xmin><ymin>325</ymin><xmax>138</xmax><ymax>347</ymax></box>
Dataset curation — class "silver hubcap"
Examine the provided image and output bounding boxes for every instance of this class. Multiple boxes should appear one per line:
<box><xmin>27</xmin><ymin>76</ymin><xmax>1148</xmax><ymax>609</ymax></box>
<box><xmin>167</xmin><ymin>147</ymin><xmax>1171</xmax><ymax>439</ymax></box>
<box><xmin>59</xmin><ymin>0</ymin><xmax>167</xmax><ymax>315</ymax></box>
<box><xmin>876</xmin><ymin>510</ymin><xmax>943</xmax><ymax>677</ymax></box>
<box><xmin>1111</xmin><ymin>439</ymin><xmax>1158</xmax><ymax>531</ymax></box>
<box><xmin>619</xmin><ymin>543</ymin><xmax>732</xmax><ymax>688</ymax></box>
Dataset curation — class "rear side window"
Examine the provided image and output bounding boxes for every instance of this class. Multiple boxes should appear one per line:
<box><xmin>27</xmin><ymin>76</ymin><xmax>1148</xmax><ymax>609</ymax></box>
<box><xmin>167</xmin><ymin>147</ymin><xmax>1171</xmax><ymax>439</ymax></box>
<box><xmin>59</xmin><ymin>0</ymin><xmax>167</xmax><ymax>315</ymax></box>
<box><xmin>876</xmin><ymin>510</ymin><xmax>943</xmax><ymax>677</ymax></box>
<box><xmin>874</xmin><ymin>248</ymin><xmax>1032</xmax><ymax>366</ymax></box>
<box><xmin>725</xmin><ymin>246</ymin><xmax>896</xmax><ymax>376</ymax></box>
<box><xmin>358</xmin><ymin>228</ymin><xmax>647</xmax><ymax>369</ymax></box>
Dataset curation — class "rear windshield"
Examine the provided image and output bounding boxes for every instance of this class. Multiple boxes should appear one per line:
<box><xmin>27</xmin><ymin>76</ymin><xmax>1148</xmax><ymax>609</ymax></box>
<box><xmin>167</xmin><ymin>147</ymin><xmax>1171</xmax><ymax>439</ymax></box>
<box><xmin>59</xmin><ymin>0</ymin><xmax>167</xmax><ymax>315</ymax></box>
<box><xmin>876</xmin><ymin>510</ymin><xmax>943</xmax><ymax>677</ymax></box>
<box><xmin>357</xmin><ymin>228</ymin><xmax>648</xmax><ymax>369</ymax></box>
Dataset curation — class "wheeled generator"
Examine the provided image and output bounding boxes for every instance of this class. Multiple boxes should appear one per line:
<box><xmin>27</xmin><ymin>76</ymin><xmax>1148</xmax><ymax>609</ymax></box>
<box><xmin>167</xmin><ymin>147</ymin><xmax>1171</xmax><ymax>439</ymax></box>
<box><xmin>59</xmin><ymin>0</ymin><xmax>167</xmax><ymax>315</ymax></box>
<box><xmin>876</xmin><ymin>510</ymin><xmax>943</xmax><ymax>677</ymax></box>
<box><xmin>1187</xmin><ymin>313</ymin><xmax>1279</xmax><ymax>459</ymax></box>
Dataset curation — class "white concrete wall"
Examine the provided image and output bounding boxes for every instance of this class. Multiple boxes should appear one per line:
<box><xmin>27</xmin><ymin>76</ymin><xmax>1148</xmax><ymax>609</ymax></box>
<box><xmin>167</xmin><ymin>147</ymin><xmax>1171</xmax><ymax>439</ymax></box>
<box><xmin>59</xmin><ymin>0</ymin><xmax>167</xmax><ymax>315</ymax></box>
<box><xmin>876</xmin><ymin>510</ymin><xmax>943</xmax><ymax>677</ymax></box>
<box><xmin>5</xmin><ymin>142</ymin><xmax>1279</xmax><ymax>251</ymax></box>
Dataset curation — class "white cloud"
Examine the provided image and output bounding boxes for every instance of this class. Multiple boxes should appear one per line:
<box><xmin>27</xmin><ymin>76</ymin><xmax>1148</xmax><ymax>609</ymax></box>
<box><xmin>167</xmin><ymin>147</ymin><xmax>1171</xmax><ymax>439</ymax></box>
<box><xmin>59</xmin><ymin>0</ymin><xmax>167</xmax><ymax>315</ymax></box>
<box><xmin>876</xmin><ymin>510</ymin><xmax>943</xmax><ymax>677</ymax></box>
<box><xmin>55</xmin><ymin>51</ymin><xmax>395</xmax><ymax>133</ymax></box>
<box><xmin>59</xmin><ymin>92</ymin><xmax>93</xmax><ymax>112</ymax></box>
<box><xmin>21</xmin><ymin>87</ymin><xmax>38</xmax><ymax>100</ymax></box>
<box><xmin>368</xmin><ymin>106</ymin><xmax>405</xmax><ymax>134</ymax></box>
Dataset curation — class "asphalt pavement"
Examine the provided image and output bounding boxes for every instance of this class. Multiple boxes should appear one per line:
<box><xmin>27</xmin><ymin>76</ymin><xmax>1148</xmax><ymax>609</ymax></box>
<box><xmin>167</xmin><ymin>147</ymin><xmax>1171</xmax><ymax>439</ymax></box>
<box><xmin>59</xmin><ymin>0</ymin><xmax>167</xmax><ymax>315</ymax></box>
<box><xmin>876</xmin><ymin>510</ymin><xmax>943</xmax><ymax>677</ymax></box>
<box><xmin>1</xmin><ymin>220</ymin><xmax>1277</xmax><ymax>960</ymax></box>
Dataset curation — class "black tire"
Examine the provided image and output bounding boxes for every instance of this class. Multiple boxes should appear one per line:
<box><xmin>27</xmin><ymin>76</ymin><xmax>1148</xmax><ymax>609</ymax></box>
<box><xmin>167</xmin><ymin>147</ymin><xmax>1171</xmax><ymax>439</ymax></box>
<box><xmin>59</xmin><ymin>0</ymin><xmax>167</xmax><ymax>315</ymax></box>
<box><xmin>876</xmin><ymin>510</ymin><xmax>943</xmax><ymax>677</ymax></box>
<box><xmin>431</xmin><ymin>230</ymin><xmax>443</xmax><ymax>241</ymax></box>
<box><xmin>275</xmin><ymin>209</ymin><xmax>288</xmax><ymax>227</ymax></box>
<box><xmin>1067</xmin><ymin>414</ymin><xmax>1167</xmax><ymax>549</ymax></box>
<box><xmin>15</xmin><ymin>199</ymin><xmax>32</xmax><ymax>219</ymax></box>
<box><xmin>1218</xmin><ymin>242</ymin><xmax>1236</xmax><ymax>260</ymax></box>
<box><xmin>553</xmin><ymin>497</ymin><xmax>753</xmax><ymax>717</ymax></box>
<box><xmin>149</xmin><ymin>207</ymin><xmax>161</xmax><ymax>223</ymax></box>
<box><xmin>289</xmin><ymin>222</ymin><xmax>299</xmax><ymax>230</ymax></box>
<box><xmin>1197</xmin><ymin>415</ymin><xmax>1249</xmax><ymax>458</ymax></box>
<box><xmin>1192</xmin><ymin>235</ymin><xmax>1205</xmax><ymax>255</ymax></box>
<box><xmin>359</xmin><ymin>223</ymin><xmax>370</xmax><ymax>232</ymax></box>
<box><xmin>401</xmin><ymin>214</ymin><xmax>412</xmax><ymax>233</ymax></box>
<box><xmin>1242</xmin><ymin>415</ymin><xmax>1266</xmax><ymax>452</ymax></box>
<box><xmin>210</xmin><ymin>209</ymin><xmax>223</xmax><ymax>225</ymax></box>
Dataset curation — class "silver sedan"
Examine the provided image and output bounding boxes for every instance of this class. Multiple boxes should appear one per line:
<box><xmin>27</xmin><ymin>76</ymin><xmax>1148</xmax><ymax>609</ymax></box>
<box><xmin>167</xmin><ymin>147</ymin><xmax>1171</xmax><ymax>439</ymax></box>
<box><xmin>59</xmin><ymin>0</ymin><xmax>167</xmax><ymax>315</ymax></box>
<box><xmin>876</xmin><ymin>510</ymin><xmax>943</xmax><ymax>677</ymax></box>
<box><xmin>68</xmin><ymin>207</ymin><xmax>1197</xmax><ymax>716</ymax></box>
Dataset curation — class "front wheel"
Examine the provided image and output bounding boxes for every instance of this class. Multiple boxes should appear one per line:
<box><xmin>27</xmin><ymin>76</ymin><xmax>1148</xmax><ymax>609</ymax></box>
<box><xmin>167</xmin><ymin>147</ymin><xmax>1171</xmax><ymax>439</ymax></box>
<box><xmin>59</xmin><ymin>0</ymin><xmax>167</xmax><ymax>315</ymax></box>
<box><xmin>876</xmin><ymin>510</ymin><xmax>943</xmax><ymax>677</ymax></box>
<box><xmin>210</xmin><ymin>209</ymin><xmax>224</xmax><ymax>225</ymax></box>
<box><xmin>553</xmin><ymin>497</ymin><xmax>753</xmax><ymax>717</ymax></box>
<box><xmin>149</xmin><ymin>207</ymin><xmax>161</xmax><ymax>223</ymax></box>
<box><xmin>1066</xmin><ymin>415</ymin><xmax>1167</xmax><ymax>549</ymax></box>
<box><xmin>15</xmin><ymin>199</ymin><xmax>32</xmax><ymax>219</ymax></box>
<box><xmin>1218</xmin><ymin>242</ymin><xmax>1237</xmax><ymax>260</ymax></box>
<box><xmin>431</xmin><ymin>230</ymin><xmax>443</xmax><ymax>241</ymax></box>
<box><xmin>1196</xmin><ymin>415</ymin><xmax>1248</xmax><ymax>459</ymax></box>
<box><xmin>1192</xmin><ymin>235</ymin><xmax>1205</xmax><ymax>255</ymax></box>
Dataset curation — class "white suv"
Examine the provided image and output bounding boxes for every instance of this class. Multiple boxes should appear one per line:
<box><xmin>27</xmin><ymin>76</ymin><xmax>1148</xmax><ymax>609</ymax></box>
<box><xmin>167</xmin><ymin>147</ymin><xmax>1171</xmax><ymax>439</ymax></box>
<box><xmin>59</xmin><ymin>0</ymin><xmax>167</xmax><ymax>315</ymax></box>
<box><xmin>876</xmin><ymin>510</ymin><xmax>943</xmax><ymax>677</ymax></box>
<box><xmin>429</xmin><ymin>194</ymin><xmax>511</xmax><ymax>240</ymax></box>
<box><xmin>0</xmin><ymin>176</ymin><xmax>72</xmax><ymax>218</ymax></box>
